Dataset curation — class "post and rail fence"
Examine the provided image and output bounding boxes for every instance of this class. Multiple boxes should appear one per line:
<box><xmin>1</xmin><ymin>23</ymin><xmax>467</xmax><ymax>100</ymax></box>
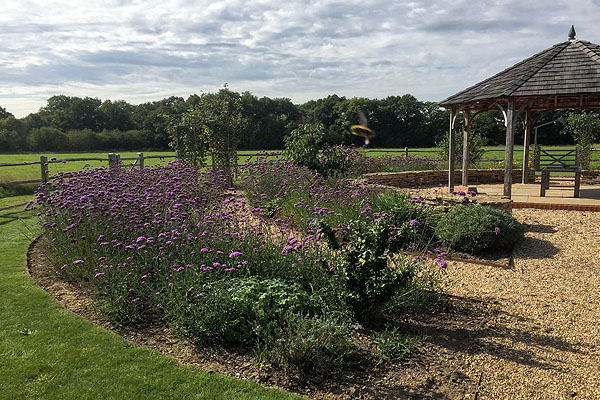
<box><xmin>0</xmin><ymin>153</ymin><xmax>177</xmax><ymax>187</ymax></box>
<box><xmin>2</xmin><ymin>147</ymin><xmax>600</xmax><ymax>187</ymax></box>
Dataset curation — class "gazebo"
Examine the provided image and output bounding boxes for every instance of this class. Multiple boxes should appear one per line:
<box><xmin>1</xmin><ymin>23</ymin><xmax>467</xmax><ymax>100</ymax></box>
<box><xmin>439</xmin><ymin>26</ymin><xmax>600</xmax><ymax>198</ymax></box>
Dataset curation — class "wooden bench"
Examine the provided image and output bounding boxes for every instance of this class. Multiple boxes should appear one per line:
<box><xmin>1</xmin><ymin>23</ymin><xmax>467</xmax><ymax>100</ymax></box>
<box><xmin>540</xmin><ymin>165</ymin><xmax>581</xmax><ymax>197</ymax></box>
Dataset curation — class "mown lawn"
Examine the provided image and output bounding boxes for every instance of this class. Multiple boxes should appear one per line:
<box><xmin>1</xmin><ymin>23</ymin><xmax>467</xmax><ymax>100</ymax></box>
<box><xmin>0</xmin><ymin>195</ymin><xmax>303</xmax><ymax>400</ymax></box>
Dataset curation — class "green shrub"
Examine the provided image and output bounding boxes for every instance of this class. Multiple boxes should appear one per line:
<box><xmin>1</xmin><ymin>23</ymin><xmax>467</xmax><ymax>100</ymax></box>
<box><xmin>169</xmin><ymin>277</ymin><xmax>318</xmax><ymax>345</ymax></box>
<box><xmin>370</xmin><ymin>190</ymin><xmax>435</xmax><ymax>251</ymax></box>
<box><xmin>372</xmin><ymin>327</ymin><xmax>421</xmax><ymax>365</ymax></box>
<box><xmin>434</xmin><ymin>205</ymin><xmax>524</xmax><ymax>253</ymax></box>
<box><xmin>317</xmin><ymin>144</ymin><xmax>357</xmax><ymax>177</ymax></box>
<box><xmin>261</xmin><ymin>312</ymin><xmax>358</xmax><ymax>378</ymax></box>
<box><xmin>283</xmin><ymin>123</ymin><xmax>325</xmax><ymax>172</ymax></box>
<box><xmin>322</xmin><ymin>218</ymin><xmax>419</xmax><ymax>316</ymax></box>
<box><xmin>283</xmin><ymin>124</ymin><xmax>364</xmax><ymax>177</ymax></box>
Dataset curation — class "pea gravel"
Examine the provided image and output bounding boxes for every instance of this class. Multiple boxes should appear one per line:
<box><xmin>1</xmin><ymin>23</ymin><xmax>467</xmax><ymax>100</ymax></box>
<box><xmin>445</xmin><ymin>208</ymin><xmax>600</xmax><ymax>400</ymax></box>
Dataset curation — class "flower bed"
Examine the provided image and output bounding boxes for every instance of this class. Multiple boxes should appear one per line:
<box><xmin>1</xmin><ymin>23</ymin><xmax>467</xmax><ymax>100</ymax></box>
<box><xmin>31</xmin><ymin>160</ymin><xmax>446</xmax><ymax>377</ymax></box>
<box><xmin>30</xmin><ymin>155</ymin><xmax>524</xmax><ymax>378</ymax></box>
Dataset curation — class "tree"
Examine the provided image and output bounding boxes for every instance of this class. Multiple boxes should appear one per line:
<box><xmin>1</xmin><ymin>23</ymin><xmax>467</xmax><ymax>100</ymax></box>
<box><xmin>468</xmin><ymin>112</ymin><xmax>505</xmax><ymax>145</ymax></box>
<box><xmin>563</xmin><ymin>111</ymin><xmax>600</xmax><ymax>168</ymax></box>
<box><xmin>27</xmin><ymin>127</ymin><xmax>67</xmax><ymax>151</ymax></box>
<box><xmin>298</xmin><ymin>94</ymin><xmax>347</xmax><ymax>143</ymax></box>
<box><xmin>0</xmin><ymin>117</ymin><xmax>27</xmax><ymax>152</ymax></box>
<box><xmin>332</xmin><ymin>97</ymin><xmax>377</xmax><ymax>146</ymax></box>
<box><xmin>0</xmin><ymin>105</ymin><xmax>13</xmax><ymax>119</ymax></box>
<box><xmin>421</xmin><ymin>102</ymin><xmax>448</xmax><ymax>145</ymax></box>
<box><xmin>239</xmin><ymin>93</ymin><xmax>301</xmax><ymax>150</ymax></box>
<box><xmin>70</xmin><ymin>97</ymin><xmax>103</xmax><ymax>130</ymax></box>
<box><xmin>283</xmin><ymin>123</ymin><xmax>325</xmax><ymax>172</ymax></box>
<box><xmin>378</xmin><ymin>95</ymin><xmax>428</xmax><ymax>147</ymax></box>
<box><xmin>98</xmin><ymin>100</ymin><xmax>135</xmax><ymax>131</ymax></box>
<box><xmin>37</xmin><ymin>95</ymin><xmax>103</xmax><ymax>131</ymax></box>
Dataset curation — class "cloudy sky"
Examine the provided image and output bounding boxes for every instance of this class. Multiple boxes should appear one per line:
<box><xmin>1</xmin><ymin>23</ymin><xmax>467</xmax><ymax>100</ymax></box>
<box><xmin>1</xmin><ymin>0</ymin><xmax>599</xmax><ymax>117</ymax></box>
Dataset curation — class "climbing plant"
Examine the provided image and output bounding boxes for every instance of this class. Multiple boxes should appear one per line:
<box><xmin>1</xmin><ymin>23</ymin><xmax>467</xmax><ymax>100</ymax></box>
<box><xmin>168</xmin><ymin>87</ymin><xmax>246</xmax><ymax>182</ymax></box>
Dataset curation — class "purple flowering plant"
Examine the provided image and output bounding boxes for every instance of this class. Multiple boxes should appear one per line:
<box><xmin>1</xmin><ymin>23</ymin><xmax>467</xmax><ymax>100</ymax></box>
<box><xmin>32</xmin><ymin>153</ymin><xmax>449</xmax><ymax>369</ymax></box>
<box><xmin>32</xmin><ymin>160</ymin><xmax>340</xmax><ymax>326</ymax></box>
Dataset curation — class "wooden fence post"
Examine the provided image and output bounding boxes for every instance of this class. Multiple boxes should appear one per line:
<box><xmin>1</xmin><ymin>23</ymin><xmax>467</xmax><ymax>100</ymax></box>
<box><xmin>40</xmin><ymin>156</ymin><xmax>48</xmax><ymax>183</ymax></box>
<box><xmin>108</xmin><ymin>153</ymin><xmax>121</xmax><ymax>172</ymax></box>
<box><xmin>137</xmin><ymin>152</ymin><xmax>144</xmax><ymax>170</ymax></box>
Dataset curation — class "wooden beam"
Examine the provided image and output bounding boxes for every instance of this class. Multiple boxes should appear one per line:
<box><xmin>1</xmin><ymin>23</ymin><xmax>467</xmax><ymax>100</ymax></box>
<box><xmin>503</xmin><ymin>100</ymin><xmax>515</xmax><ymax>197</ymax></box>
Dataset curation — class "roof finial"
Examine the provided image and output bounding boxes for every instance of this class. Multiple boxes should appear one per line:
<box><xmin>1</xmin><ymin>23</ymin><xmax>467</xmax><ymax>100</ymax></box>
<box><xmin>568</xmin><ymin>25</ymin><xmax>576</xmax><ymax>40</ymax></box>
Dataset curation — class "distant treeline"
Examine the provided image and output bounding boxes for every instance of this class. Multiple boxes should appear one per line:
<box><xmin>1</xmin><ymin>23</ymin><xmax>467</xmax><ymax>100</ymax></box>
<box><xmin>0</xmin><ymin>91</ymin><xmax>573</xmax><ymax>153</ymax></box>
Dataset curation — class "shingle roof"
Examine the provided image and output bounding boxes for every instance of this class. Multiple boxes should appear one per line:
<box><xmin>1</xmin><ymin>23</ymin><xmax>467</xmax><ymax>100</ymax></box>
<box><xmin>439</xmin><ymin>39</ymin><xmax>600</xmax><ymax>107</ymax></box>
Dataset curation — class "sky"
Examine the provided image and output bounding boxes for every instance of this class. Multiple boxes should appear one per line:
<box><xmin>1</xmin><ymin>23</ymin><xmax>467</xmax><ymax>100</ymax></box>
<box><xmin>1</xmin><ymin>0</ymin><xmax>600</xmax><ymax>118</ymax></box>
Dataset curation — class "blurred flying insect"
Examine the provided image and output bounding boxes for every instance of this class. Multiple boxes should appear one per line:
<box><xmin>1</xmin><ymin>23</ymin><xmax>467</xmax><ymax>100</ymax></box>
<box><xmin>349</xmin><ymin>110</ymin><xmax>375</xmax><ymax>145</ymax></box>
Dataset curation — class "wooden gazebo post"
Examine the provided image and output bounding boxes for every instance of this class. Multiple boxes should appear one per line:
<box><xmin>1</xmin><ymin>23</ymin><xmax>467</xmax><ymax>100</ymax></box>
<box><xmin>522</xmin><ymin>109</ymin><xmax>532</xmax><ymax>183</ymax></box>
<box><xmin>448</xmin><ymin>107</ymin><xmax>457</xmax><ymax>192</ymax></box>
<box><xmin>503</xmin><ymin>100</ymin><xmax>515</xmax><ymax>198</ymax></box>
<box><xmin>462</xmin><ymin>111</ymin><xmax>472</xmax><ymax>186</ymax></box>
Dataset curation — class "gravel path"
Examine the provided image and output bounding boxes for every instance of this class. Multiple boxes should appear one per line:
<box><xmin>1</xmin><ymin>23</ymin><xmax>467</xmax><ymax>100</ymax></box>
<box><xmin>445</xmin><ymin>209</ymin><xmax>600</xmax><ymax>399</ymax></box>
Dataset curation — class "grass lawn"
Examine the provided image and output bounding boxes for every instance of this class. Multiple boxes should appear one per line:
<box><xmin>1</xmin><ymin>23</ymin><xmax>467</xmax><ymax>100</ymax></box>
<box><xmin>0</xmin><ymin>195</ymin><xmax>303</xmax><ymax>400</ymax></box>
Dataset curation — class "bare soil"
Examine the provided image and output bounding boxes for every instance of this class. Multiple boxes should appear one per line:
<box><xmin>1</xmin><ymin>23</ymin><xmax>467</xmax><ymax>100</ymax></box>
<box><xmin>27</xmin><ymin>208</ymin><xmax>600</xmax><ymax>399</ymax></box>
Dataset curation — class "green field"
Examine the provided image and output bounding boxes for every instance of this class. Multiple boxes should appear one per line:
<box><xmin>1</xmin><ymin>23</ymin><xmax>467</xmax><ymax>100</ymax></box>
<box><xmin>0</xmin><ymin>150</ymin><xmax>278</xmax><ymax>185</ymax></box>
<box><xmin>364</xmin><ymin>146</ymin><xmax>526</xmax><ymax>161</ymax></box>
<box><xmin>2</xmin><ymin>146</ymin><xmax>597</xmax><ymax>192</ymax></box>
<box><xmin>0</xmin><ymin>196</ymin><xmax>303</xmax><ymax>400</ymax></box>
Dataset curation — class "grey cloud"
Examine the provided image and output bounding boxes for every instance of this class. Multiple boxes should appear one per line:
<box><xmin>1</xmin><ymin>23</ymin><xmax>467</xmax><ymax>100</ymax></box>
<box><xmin>0</xmin><ymin>23</ymin><xmax>58</xmax><ymax>34</ymax></box>
<box><xmin>2</xmin><ymin>0</ymin><xmax>600</xmax><ymax>117</ymax></box>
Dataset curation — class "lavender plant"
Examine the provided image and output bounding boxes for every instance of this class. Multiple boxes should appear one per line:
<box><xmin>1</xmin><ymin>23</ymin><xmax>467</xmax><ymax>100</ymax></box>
<box><xmin>32</xmin><ymin>156</ymin><xmax>450</xmax><ymax>375</ymax></box>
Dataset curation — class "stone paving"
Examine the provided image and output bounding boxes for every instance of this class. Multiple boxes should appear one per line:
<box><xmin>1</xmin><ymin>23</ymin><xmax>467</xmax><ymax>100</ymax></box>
<box><xmin>469</xmin><ymin>182</ymin><xmax>600</xmax><ymax>211</ymax></box>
